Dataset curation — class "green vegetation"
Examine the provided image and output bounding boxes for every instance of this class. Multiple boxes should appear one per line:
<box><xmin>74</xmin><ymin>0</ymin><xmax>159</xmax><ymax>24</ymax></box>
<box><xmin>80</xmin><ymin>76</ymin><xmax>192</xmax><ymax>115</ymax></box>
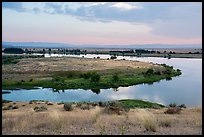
<box><xmin>63</xmin><ymin>103</ymin><xmax>73</xmax><ymax>111</ymax></box>
<box><xmin>33</xmin><ymin>106</ymin><xmax>48</xmax><ymax>112</ymax></box>
<box><xmin>4</xmin><ymin>48</ymin><xmax>24</xmax><ymax>54</ymax></box>
<box><xmin>159</xmin><ymin>119</ymin><xmax>172</xmax><ymax>127</ymax></box>
<box><xmin>112</xmin><ymin>73</ymin><xmax>119</xmax><ymax>82</ymax></box>
<box><xmin>164</xmin><ymin>107</ymin><xmax>182</xmax><ymax>114</ymax></box>
<box><xmin>60</xmin><ymin>99</ymin><xmax>165</xmax><ymax>110</ymax></box>
<box><xmin>169</xmin><ymin>103</ymin><xmax>177</xmax><ymax>107</ymax></box>
<box><xmin>2</xmin><ymin>104</ymin><xmax>19</xmax><ymax>110</ymax></box>
<box><xmin>90</xmin><ymin>72</ymin><xmax>101</xmax><ymax>82</ymax></box>
<box><xmin>103</xmin><ymin>101</ymin><xmax>129</xmax><ymax>115</ymax></box>
<box><xmin>118</xmin><ymin>99</ymin><xmax>165</xmax><ymax>109</ymax></box>
<box><xmin>142</xmin><ymin>116</ymin><xmax>157</xmax><ymax>132</ymax></box>
<box><xmin>2</xmin><ymin>100</ymin><xmax>13</xmax><ymax>103</ymax></box>
<box><xmin>169</xmin><ymin>103</ymin><xmax>186</xmax><ymax>109</ymax></box>
<box><xmin>2</xmin><ymin>55</ymin><xmax>44</xmax><ymax>65</ymax></box>
<box><xmin>2</xmin><ymin>64</ymin><xmax>181</xmax><ymax>90</ymax></box>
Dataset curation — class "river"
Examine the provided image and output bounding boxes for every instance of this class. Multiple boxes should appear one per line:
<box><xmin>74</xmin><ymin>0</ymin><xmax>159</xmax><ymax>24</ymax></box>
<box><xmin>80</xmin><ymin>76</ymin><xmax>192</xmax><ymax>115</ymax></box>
<box><xmin>2</xmin><ymin>54</ymin><xmax>202</xmax><ymax>107</ymax></box>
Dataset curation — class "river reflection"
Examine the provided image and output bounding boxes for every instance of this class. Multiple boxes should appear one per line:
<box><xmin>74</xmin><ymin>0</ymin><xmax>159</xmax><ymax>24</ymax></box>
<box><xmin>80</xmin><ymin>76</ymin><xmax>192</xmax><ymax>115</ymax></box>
<box><xmin>2</xmin><ymin>54</ymin><xmax>202</xmax><ymax>107</ymax></box>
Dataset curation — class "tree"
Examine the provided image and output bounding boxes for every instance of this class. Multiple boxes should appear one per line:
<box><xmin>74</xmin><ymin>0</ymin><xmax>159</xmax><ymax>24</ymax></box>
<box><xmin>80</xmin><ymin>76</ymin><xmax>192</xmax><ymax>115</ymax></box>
<box><xmin>91</xmin><ymin>89</ymin><xmax>100</xmax><ymax>94</ymax></box>
<box><xmin>112</xmin><ymin>73</ymin><xmax>119</xmax><ymax>82</ymax></box>
<box><xmin>4</xmin><ymin>48</ymin><xmax>24</xmax><ymax>54</ymax></box>
<box><xmin>90</xmin><ymin>72</ymin><xmax>100</xmax><ymax>82</ymax></box>
<box><xmin>145</xmin><ymin>68</ymin><xmax>154</xmax><ymax>75</ymax></box>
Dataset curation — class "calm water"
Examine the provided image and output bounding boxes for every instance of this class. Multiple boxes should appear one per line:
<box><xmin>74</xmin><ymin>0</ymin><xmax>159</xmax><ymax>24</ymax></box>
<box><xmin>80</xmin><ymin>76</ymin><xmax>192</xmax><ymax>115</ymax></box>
<box><xmin>2</xmin><ymin>54</ymin><xmax>202</xmax><ymax>107</ymax></box>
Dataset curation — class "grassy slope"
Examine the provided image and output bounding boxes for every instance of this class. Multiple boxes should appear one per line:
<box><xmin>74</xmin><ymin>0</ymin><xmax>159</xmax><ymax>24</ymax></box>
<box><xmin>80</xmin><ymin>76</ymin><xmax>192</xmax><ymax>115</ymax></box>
<box><xmin>2</xmin><ymin>56</ymin><xmax>182</xmax><ymax>90</ymax></box>
<box><xmin>2</xmin><ymin>69</ymin><xmax>181</xmax><ymax>90</ymax></box>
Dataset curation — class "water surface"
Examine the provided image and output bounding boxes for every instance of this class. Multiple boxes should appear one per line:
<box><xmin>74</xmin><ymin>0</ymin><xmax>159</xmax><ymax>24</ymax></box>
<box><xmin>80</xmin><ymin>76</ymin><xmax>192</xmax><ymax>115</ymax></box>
<box><xmin>2</xmin><ymin>54</ymin><xmax>202</xmax><ymax>107</ymax></box>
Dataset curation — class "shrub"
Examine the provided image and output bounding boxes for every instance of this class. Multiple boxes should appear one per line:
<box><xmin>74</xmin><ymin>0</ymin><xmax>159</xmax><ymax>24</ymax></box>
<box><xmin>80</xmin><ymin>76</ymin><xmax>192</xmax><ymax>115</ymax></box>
<box><xmin>99</xmin><ymin>125</ymin><xmax>106</xmax><ymax>135</ymax></box>
<box><xmin>145</xmin><ymin>69</ymin><xmax>154</xmax><ymax>75</ymax></box>
<box><xmin>34</xmin><ymin>106</ymin><xmax>47</xmax><ymax>112</ymax></box>
<box><xmin>57</xmin><ymin>102</ymin><xmax>64</xmax><ymax>105</ymax></box>
<box><xmin>166</xmin><ymin>77</ymin><xmax>172</xmax><ymax>81</ymax></box>
<box><xmin>103</xmin><ymin>101</ymin><xmax>128</xmax><ymax>115</ymax></box>
<box><xmin>163</xmin><ymin>69</ymin><xmax>172</xmax><ymax>75</ymax></box>
<box><xmin>164</xmin><ymin>107</ymin><xmax>181</xmax><ymax>114</ymax></box>
<box><xmin>177</xmin><ymin>69</ymin><xmax>181</xmax><ymax>72</ymax></box>
<box><xmin>2</xmin><ymin>100</ymin><xmax>12</xmax><ymax>103</ymax></box>
<box><xmin>142</xmin><ymin>115</ymin><xmax>157</xmax><ymax>132</ymax></box>
<box><xmin>12</xmin><ymin>105</ymin><xmax>19</xmax><ymax>109</ymax></box>
<box><xmin>80</xmin><ymin>72</ymin><xmax>92</xmax><ymax>79</ymax></box>
<box><xmin>178</xmin><ymin>104</ymin><xmax>186</xmax><ymax>108</ymax></box>
<box><xmin>112</xmin><ymin>73</ymin><xmax>119</xmax><ymax>82</ymax></box>
<box><xmin>110</xmin><ymin>56</ymin><xmax>117</xmax><ymax>59</ymax></box>
<box><xmin>98</xmin><ymin>101</ymin><xmax>109</xmax><ymax>107</ymax></box>
<box><xmin>169</xmin><ymin>103</ymin><xmax>177</xmax><ymax>107</ymax></box>
<box><xmin>4</xmin><ymin>48</ymin><xmax>24</xmax><ymax>54</ymax></box>
<box><xmin>98</xmin><ymin>101</ymin><xmax>102</xmax><ymax>106</ymax></box>
<box><xmin>3</xmin><ymin>106</ymin><xmax>10</xmax><ymax>110</ymax></box>
<box><xmin>90</xmin><ymin>72</ymin><xmax>101</xmax><ymax>82</ymax></box>
<box><xmin>154</xmin><ymin>70</ymin><xmax>161</xmax><ymax>75</ymax></box>
<box><xmin>159</xmin><ymin>119</ymin><xmax>172</xmax><ymax>127</ymax></box>
<box><xmin>47</xmin><ymin>102</ymin><xmax>54</xmax><ymax>105</ymax></box>
<box><xmin>64</xmin><ymin>103</ymin><xmax>73</xmax><ymax>111</ymax></box>
<box><xmin>80</xmin><ymin>104</ymin><xmax>90</xmax><ymax>110</ymax></box>
<box><xmin>120</xmin><ymin>125</ymin><xmax>126</xmax><ymax>135</ymax></box>
<box><xmin>91</xmin><ymin>89</ymin><xmax>100</xmax><ymax>94</ymax></box>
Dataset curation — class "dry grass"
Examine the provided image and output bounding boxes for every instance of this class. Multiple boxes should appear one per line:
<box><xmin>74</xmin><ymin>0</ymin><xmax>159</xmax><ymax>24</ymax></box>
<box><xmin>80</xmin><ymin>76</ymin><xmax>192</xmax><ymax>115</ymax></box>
<box><xmin>3</xmin><ymin>57</ymin><xmax>153</xmax><ymax>72</ymax></box>
<box><xmin>136</xmin><ymin>109</ymin><xmax>157</xmax><ymax>132</ymax></box>
<box><xmin>159</xmin><ymin>118</ymin><xmax>172</xmax><ymax>127</ymax></box>
<box><xmin>2</xmin><ymin>57</ymin><xmax>159</xmax><ymax>81</ymax></box>
<box><xmin>2</xmin><ymin>102</ymin><xmax>202</xmax><ymax>135</ymax></box>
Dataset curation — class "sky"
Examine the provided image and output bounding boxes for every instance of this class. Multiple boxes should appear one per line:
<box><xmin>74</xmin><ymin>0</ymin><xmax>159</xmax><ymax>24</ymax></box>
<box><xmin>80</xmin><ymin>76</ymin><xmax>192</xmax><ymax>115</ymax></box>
<box><xmin>2</xmin><ymin>2</ymin><xmax>202</xmax><ymax>46</ymax></box>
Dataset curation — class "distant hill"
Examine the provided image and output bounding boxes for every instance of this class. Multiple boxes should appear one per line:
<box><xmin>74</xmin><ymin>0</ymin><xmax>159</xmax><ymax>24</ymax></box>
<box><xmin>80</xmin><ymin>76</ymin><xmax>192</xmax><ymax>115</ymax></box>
<box><xmin>2</xmin><ymin>42</ymin><xmax>73</xmax><ymax>49</ymax></box>
<box><xmin>2</xmin><ymin>42</ymin><xmax>202</xmax><ymax>49</ymax></box>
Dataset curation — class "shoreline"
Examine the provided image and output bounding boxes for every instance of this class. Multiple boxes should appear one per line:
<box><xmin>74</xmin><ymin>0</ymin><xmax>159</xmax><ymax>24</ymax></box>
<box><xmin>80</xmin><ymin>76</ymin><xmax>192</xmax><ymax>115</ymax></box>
<box><xmin>2</xmin><ymin>52</ymin><xmax>202</xmax><ymax>59</ymax></box>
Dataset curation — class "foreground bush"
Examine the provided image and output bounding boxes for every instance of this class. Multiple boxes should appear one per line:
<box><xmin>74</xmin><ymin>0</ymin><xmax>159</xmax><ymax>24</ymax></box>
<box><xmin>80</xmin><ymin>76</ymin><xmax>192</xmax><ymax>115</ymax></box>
<box><xmin>64</xmin><ymin>103</ymin><xmax>73</xmax><ymax>111</ymax></box>
<box><xmin>164</xmin><ymin>107</ymin><xmax>182</xmax><ymax>114</ymax></box>
<box><xmin>141</xmin><ymin>113</ymin><xmax>157</xmax><ymax>132</ymax></box>
<box><xmin>80</xmin><ymin>104</ymin><xmax>90</xmax><ymax>110</ymax></box>
<box><xmin>159</xmin><ymin>119</ymin><xmax>172</xmax><ymax>127</ymax></box>
<box><xmin>169</xmin><ymin>103</ymin><xmax>177</xmax><ymax>107</ymax></box>
<box><xmin>103</xmin><ymin>101</ymin><xmax>129</xmax><ymax>115</ymax></box>
<box><xmin>34</xmin><ymin>106</ymin><xmax>47</xmax><ymax>112</ymax></box>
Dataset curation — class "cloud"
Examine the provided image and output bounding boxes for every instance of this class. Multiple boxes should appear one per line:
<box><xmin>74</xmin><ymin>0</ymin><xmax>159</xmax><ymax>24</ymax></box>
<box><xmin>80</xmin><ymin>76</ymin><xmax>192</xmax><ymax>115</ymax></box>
<box><xmin>146</xmin><ymin>2</ymin><xmax>202</xmax><ymax>38</ymax></box>
<box><xmin>2</xmin><ymin>2</ymin><xmax>25</xmax><ymax>12</ymax></box>
<box><xmin>3</xmin><ymin>2</ymin><xmax>202</xmax><ymax>39</ymax></box>
<box><xmin>33</xmin><ymin>7</ymin><xmax>41</xmax><ymax>14</ymax></box>
<box><xmin>44</xmin><ymin>2</ymin><xmax>64</xmax><ymax>14</ymax></box>
<box><xmin>110</xmin><ymin>2</ymin><xmax>143</xmax><ymax>10</ymax></box>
